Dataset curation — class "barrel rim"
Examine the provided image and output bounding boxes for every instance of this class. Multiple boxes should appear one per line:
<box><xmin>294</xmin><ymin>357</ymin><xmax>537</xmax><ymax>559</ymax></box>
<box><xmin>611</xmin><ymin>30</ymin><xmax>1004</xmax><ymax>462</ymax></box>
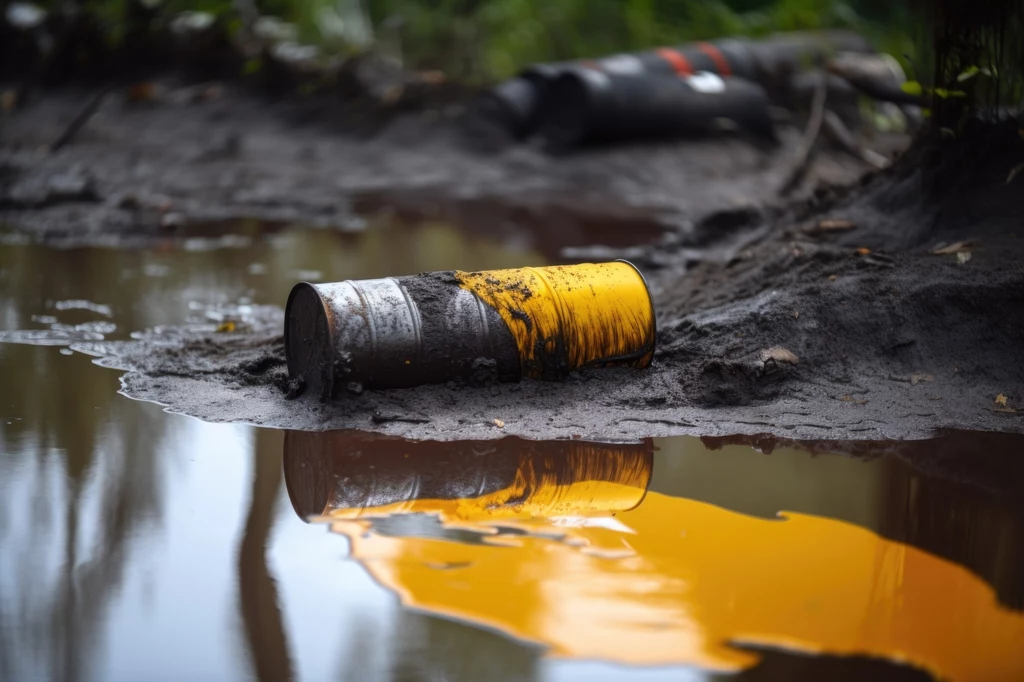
<box><xmin>615</xmin><ymin>258</ymin><xmax>657</xmax><ymax>360</ymax></box>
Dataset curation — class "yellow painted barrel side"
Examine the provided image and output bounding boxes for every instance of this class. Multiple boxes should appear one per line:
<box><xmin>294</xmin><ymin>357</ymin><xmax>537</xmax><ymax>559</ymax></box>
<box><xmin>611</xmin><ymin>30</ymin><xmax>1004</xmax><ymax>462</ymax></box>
<box><xmin>455</xmin><ymin>262</ymin><xmax>655</xmax><ymax>378</ymax></box>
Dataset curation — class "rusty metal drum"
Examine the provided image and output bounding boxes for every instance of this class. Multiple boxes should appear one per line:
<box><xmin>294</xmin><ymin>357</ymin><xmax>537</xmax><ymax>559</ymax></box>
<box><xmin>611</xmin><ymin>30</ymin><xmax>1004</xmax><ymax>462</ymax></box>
<box><xmin>284</xmin><ymin>261</ymin><xmax>656</xmax><ymax>399</ymax></box>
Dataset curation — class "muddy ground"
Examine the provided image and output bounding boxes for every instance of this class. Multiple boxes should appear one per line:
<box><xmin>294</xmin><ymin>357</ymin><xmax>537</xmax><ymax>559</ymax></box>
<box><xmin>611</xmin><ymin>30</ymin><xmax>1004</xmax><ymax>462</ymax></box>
<box><xmin>2</xmin><ymin>84</ymin><xmax>1023</xmax><ymax>442</ymax></box>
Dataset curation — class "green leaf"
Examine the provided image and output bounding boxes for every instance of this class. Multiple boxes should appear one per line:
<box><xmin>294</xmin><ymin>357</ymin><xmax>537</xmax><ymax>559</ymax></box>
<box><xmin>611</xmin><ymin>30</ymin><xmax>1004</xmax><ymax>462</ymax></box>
<box><xmin>243</xmin><ymin>57</ymin><xmax>263</xmax><ymax>75</ymax></box>
<box><xmin>901</xmin><ymin>81</ymin><xmax>923</xmax><ymax>96</ymax></box>
<box><xmin>957</xmin><ymin>65</ymin><xmax>979</xmax><ymax>82</ymax></box>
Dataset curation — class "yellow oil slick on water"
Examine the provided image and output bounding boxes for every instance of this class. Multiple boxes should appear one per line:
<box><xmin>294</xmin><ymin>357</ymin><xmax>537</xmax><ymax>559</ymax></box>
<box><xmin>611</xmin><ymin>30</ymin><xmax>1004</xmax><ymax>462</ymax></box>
<box><xmin>321</xmin><ymin>480</ymin><xmax>649</xmax><ymax>535</ymax></box>
<box><xmin>329</xmin><ymin>492</ymin><xmax>1024</xmax><ymax>682</ymax></box>
<box><xmin>456</xmin><ymin>262</ymin><xmax>655</xmax><ymax>376</ymax></box>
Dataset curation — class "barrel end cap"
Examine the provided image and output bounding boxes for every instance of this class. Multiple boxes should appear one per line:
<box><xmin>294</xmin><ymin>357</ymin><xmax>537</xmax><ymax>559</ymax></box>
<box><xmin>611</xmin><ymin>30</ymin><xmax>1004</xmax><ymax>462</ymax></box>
<box><xmin>284</xmin><ymin>282</ymin><xmax>335</xmax><ymax>401</ymax></box>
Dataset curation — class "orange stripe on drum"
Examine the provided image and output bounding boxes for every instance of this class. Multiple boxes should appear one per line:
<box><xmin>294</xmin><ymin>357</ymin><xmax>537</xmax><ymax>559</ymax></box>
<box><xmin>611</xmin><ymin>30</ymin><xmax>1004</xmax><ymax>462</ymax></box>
<box><xmin>697</xmin><ymin>42</ymin><xmax>731</xmax><ymax>76</ymax></box>
<box><xmin>656</xmin><ymin>48</ymin><xmax>693</xmax><ymax>75</ymax></box>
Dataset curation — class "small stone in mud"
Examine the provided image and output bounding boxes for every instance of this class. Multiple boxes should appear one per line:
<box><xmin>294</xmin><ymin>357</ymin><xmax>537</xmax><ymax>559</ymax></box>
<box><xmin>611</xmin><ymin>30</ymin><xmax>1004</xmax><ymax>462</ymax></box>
<box><xmin>760</xmin><ymin>347</ymin><xmax>799</xmax><ymax>365</ymax></box>
<box><xmin>285</xmin><ymin>377</ymin><xmax>305</xmax><ymax>399</ymax></box>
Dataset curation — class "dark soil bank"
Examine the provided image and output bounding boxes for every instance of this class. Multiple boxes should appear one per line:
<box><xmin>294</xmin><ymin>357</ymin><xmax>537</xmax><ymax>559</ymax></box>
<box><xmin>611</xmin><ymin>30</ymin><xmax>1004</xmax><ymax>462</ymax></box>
<box><xmin>4</xmin><ymin>88</ymin><xmax>1023</xmax><ymax>442</ymax></box>
<box><xmin>0</xmin><ymin>84</ymin><xmax>881</xmax><ymax>246</ymax></box>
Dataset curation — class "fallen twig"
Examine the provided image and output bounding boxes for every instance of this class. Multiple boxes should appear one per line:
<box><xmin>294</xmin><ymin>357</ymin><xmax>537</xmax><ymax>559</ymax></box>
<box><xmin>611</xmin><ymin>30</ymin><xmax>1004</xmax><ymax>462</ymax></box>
<box><xmin>821</xmin><ymin>109</ymin><xmax>889</xmax><ymax>169</ymax></box>
<box><xmin>826</xmin><ymin>54</ymin><xmax>925</xmax><ymax>107</ymax></box>
<box><xmin>778</xmin><ymin>70</ymin><xmax>828</xmax><ymax>196</ymax></box>
<box><xmin>50</xmin><ymin>88</ymin><xmax>111</xmax><ymax>154</ymax></box>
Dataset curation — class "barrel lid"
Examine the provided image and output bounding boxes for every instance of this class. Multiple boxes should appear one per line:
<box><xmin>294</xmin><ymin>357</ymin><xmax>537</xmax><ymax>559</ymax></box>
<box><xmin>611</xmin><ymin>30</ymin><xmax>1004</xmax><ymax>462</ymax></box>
<box><xmin>284</xmin><ymin>282</ymin><xmax>334</xmax><ymax>401</ymax></box>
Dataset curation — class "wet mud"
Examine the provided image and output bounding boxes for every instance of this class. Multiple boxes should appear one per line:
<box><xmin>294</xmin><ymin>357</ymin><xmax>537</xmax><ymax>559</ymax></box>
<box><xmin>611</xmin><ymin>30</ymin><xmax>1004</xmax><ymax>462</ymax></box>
<box><xmin>3</xmin><ymin>87</ymin><xmax>1022</xmax><ymax>443</ymax></box>
<box><xmin>0</xmin><ymin>84</ymin><xmax>883</xmax><ymax>246</ymax></box>
<box><xmin>92</xmin><ymin>201</ymin><xmax>1023</xmax><ymax>444</ymax></box>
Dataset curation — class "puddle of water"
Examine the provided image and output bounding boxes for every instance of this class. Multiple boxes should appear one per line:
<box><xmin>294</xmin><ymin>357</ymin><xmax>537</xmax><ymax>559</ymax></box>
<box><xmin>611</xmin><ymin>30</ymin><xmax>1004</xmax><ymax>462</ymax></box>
<box><xmin>349</xmin><ymin>191</ymin><xmax>671</xmax><ymax>262</ymax></box>
<box><xmin>286</xmin><ymin>431</ymin><xmax>1024</xmax><ymax>682</ymax></box>
<box><xmin>1</xmin><ymin>221</ymin><xmax>1022</xmax><ymax>682</ymax></box>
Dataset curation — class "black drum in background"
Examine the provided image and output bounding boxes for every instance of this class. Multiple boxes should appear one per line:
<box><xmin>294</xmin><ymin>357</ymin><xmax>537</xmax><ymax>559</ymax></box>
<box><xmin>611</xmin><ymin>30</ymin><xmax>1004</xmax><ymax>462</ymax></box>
<box><xmin>536</xmin><ymin>69</ymin><xmax>776</xmax><ymax>151</ymax></box>
<box><xmin>474</xmin><ymin>29</ymin><xmax>872</xmax><ymax>141</ymax></box>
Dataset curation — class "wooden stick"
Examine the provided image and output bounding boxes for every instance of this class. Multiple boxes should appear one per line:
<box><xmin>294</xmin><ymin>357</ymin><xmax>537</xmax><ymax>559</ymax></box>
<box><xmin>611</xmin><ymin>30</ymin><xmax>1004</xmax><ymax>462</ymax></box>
<box><xmin>50</xmin><ymin>88</ymin><xmax>110</xmax><ymax>153</ymax></box>
<box><xmin>778</xmin><ymin>70</ymin><xmax>828</xmax><ymax>197</ymax></box>
<box><xmin>822</xmin><ymin>110</ymin><xmax>889</xmax><ymax>169</ymax></box>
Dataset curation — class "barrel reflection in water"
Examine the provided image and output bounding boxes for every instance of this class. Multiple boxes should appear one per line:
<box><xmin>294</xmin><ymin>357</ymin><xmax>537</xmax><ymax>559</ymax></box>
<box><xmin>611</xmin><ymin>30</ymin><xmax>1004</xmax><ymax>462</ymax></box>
<box><xmin>283</xmin><ymin>431</ymin><xmax>654</xmax><ymax>527</ymax></box>
<box><xmin>283</xmin><ymin>431</ymin><xmax>1024</xmax><ymax>682</ymax></box>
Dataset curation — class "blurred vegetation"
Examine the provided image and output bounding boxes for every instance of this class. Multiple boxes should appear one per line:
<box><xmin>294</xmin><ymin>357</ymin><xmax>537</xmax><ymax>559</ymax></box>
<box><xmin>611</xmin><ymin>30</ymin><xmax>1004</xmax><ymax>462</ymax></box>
<box><xmin>923</xmin><ymin>0</ymin><xmax>1024</xmax><ymax>127</ymax></box>
<box><xmin>362</xmin><ymin>0</ymin><xmax>917</xmax><ymax>81</ymax></box>
<box><xmin>29</xmin><ymin>0</ymin><xmax>918</xmax><ymax>82</ymax></box>
<box><xmin>18</xmin><ymin>0</ymin><xmax>1024</xmax><ymax>121</ymax></box>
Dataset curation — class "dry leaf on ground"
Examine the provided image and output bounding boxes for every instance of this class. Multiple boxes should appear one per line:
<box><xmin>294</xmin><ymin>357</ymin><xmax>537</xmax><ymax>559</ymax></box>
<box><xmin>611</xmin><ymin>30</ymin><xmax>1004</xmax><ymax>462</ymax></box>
<box><xmin>931</xmin><ymin>241</ymin><xmax>973</xmax><ymax>255</ymax></box>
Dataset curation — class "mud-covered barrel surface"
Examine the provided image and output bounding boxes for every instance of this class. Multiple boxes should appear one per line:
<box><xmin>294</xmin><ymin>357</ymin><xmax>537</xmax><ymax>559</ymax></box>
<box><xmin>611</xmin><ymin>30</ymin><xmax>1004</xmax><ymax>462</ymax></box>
<box><xmin>282</xmin><ymin>430</ymin><xmax>655</xmax><ymax>521</ymax></box>
<box><xmin>284</xmin><ymin>261</ymin><xmax>656</xmax><ymax>399</ymax></box>
<box><xmin>455</xmin><ymin>262</ymin><xmax>656</xmax><ymax>377</ymax></box>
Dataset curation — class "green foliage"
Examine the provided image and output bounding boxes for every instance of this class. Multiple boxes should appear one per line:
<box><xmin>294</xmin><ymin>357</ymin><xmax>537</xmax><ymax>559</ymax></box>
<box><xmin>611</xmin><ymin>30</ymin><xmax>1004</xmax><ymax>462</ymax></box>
<box><xmin>30</xmin><ymin>0</ymin><xmax>917</xmax><ymax>84</ymax></box>
<box><xmin>361</xmin><ymin>0</ymin><xmax>915</xmax><ymax>82</ymax></box>
<box><xmin>925</xmin><ymin>0</ymin><xmax>1024</xmax><ymax>128</ymax></box>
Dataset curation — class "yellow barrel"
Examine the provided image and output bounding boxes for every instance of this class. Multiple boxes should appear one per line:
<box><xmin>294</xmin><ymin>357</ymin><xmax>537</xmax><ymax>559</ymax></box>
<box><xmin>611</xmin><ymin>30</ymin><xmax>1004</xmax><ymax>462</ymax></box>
<box><xmin>456</xmin><ymin>261</ymin><xmax>655</xmax><ymax>378</ymax></box>
<box><xmin>285</xmin><ymin>260</ymin><xmax>655</xmax><ymax>397</ymax></box>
